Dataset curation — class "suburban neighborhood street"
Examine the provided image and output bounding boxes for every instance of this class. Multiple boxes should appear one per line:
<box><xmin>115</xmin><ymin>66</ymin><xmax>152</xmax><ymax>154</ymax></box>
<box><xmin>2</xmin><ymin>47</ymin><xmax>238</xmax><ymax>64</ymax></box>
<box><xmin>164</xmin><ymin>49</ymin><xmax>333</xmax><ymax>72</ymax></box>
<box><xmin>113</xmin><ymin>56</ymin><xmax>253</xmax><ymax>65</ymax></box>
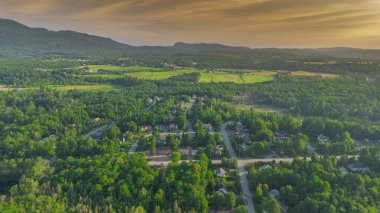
<box><xmin>85</xmin><ymin>124</ymin><xmax>109</xmax><ymax>138</ymax></box>
<box><xmin>221</xmin><ymin>123</ymin><xmax>256</xmax><ymax>213</ymax></box>
<box><xmin>128</xmin><ymin>140</ymin><xmax>139</xmax><ymax>153</ymax></box>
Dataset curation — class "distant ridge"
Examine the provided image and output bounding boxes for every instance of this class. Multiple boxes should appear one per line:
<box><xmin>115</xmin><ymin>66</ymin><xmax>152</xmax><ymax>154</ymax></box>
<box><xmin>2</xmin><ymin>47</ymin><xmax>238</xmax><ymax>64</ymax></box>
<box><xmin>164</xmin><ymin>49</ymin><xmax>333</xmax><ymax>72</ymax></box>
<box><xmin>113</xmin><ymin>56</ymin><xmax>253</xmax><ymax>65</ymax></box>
<box><xmin>0</xmin><ymin>18</ymin><xmax>135</xmax><ymax>57</ymax></box>
<box><xmin>172</xmin><ymin>42</ymin><xmax>251</xmax><ymax>51</ymax></box>
<box><xmin>0</xmin><ymin>18</ymin><xmax>379</xmax><ymax>60</ymax></box>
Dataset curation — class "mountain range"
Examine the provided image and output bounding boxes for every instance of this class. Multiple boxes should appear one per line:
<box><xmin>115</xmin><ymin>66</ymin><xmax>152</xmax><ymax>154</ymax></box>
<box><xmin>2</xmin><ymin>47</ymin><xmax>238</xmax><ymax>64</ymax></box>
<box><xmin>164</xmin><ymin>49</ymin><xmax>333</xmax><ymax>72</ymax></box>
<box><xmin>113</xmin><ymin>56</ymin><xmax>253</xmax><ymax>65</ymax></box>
<box><xmin>0</xmin><ymin>18</ymin><xmax>379</xmax><ymax>60</ymax></box>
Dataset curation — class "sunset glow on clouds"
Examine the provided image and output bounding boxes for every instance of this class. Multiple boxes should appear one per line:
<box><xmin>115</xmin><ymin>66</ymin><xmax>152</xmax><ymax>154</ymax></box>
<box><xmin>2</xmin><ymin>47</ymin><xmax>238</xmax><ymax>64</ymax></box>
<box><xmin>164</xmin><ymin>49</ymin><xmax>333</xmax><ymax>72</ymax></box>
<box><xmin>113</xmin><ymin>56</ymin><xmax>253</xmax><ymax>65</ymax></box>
<box><xmin>1</xmin><ymin>0</ymin><xmax>379</xmax><ymax>48</ymax></box>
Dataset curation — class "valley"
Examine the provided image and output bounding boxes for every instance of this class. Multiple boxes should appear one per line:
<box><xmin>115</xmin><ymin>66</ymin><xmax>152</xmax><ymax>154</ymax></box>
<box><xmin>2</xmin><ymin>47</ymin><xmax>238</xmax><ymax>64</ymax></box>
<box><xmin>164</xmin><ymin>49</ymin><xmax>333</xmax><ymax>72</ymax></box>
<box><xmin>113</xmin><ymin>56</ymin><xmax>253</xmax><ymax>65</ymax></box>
<box><xmin>0</xmin><ymin>17</ymin><xmax>380</xmax><ymax>213</ymax></box>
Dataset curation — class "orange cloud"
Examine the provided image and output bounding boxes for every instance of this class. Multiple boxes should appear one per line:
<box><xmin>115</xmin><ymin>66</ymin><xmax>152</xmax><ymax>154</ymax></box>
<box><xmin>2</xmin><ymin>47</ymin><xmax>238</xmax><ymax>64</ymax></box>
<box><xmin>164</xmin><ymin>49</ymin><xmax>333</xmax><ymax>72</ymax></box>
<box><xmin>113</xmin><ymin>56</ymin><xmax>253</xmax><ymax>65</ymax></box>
<box><xmin>0</xmin><ymin>0</ymin><xmax>379</xmax><ymax>48</ymax></box>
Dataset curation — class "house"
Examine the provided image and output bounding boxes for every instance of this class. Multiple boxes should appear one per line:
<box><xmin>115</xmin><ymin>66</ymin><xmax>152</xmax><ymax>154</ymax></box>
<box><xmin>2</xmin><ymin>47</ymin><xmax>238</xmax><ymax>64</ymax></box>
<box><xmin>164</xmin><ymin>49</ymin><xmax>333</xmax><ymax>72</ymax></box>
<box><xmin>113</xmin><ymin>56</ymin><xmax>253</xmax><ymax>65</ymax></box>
<box><xmin>269</xmin><ymin>189</ymin><xmax>280</xmax><ymax>200</ymax></box>
<box><xmin>215</xmin><ymin>168</ymin><xmax>226</xmax><ymax>178</ymax></box>
<box><xmin>235</xmin><ymin>122</ymin><xmax>244</xmax><ymax>132</ymax></box>
<box><xmin>169</xmin><ymin>123</ymin><xmax>178</xmax><ymax>131</ymax></box>
<box><xmin>140</xmin><ymin>125</ymin><xmax>152</xmax><ymax>132</ymax></box>
<box><xmin>91</xmin><ymin>117</ymin><xmax>101</xmax><ymax>124</ymax></box>
<box><xmin>146</xmin><ymin>98</ymin><xmax>153</xmax><ymax>104</ymax></box>
<box><xmin>348</xmin><ymin>163</ymin><xmax>370</xmax><ymax>173</ymax></box>
<box><xmin>179</xmin><ymin>148</ymin><xmax>198</xmax><ymax>156</ymax></box>
<box><xmin>159</xmin><ymin>133</ymin><xmax>169</xmax><ymax>140</ymax></box>
<box><xmin>219</xmin><ymin>187</ymin><xmax>228</xmax><ymax>195</ymax></box>
<box><xmin>355</xmin><ymin>143</ymin><xmax>362</xmax><ymax>151</ymax></box>
<box><xmin>154</xmin><ymin>147</ymin><xmax>172</xmax><ymax>156</ymax></box>
<box><xmin>242</xmin><ymin>143</ymin><xmax>248</xmax><ymax>152</ymax></box>
<box><xmin>318</xmin><ymin>134</ymin><xmax>331</xmax><ymax>142</ymax></box>
<box><xmin>215</xmin><ymin>145</ymin><xmax>224</xmax><ymax>156</ymax></box>
<box><xmin>339</xmin><ymin>167</ymin><xmax>348</xmax><ymax>175</ymax></box>
<box><xmin>203</xmin><ymin>123</ymin><xmax>213</xmax><ymax>131</ymax></box>
<box><xmin>48</xmin><ymin>134</ymin><xmax>59</xmax><ymax>140</ymax></box>
<box><xmin>156</xmin><ymin>125</ymin><xmax>167</xmax><ymax>131</ymax></box>
<box><xmin>275</xmin><ymin>132</ymin><xmax>289</xmax><ymax>142</ymax></box>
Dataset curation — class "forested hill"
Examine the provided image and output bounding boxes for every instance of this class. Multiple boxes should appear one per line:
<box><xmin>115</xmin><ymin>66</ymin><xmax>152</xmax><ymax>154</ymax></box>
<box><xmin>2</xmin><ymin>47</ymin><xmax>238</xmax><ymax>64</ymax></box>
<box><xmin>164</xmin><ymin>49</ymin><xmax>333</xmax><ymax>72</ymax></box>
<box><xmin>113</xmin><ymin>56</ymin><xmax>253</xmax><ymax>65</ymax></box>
<box><xmin>0</xmin><ymin>18</ymin><xmax>136</xmax><ymax>57</ymax></box>
<box><xmin>171</xmin><ymin>42</ymin><xmax>251</xmax><ymax>51</ymax></box>
<box><xmin>1</xmin><ymin>18</ymin><xmax>380</xmax><ymax>61</ymax></box>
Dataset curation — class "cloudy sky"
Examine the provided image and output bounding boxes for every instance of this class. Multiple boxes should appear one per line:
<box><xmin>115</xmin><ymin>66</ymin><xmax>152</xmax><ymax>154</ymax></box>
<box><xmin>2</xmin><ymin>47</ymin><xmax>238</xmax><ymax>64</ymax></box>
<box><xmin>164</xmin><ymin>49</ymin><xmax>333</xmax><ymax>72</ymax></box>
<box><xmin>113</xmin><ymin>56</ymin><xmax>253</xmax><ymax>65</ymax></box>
<box><xmin>1</xmin><ymin>0</ymin><xmax>380</xmax><ymax>48</ymax></box>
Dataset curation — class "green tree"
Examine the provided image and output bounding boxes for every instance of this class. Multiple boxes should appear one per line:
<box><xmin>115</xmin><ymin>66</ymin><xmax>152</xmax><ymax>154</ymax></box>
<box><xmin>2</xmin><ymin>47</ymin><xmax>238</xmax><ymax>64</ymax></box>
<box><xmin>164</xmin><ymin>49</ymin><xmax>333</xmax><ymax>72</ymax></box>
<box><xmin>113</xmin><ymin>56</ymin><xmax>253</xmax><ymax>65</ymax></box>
<box><xmin>171</xmin><ymin>151</ymin><xmax>181</xmax><ymax>164</ymax></box>
<box><xmin>235</xmin><ymin>205</ymin><xmax>248</xmax><ymax>213</ymax></box>
<box><xmin>126</xmin><ymin>121</ymin><xmax>138</xmax><ymax>132</ymax></box>
<box><xmin>263</xmin><ymin>195</ymin><xmax>282</xmax><ymax>213</ymax></box>
<box><xmin>225</xmin><ymin>192</ymin><xmax>236</xmax><ymax>209</ymax></box>
<box><xmin>211</xmin><ymin>192</ymin><xmax>225</xmax><ymax>209</ymax></box>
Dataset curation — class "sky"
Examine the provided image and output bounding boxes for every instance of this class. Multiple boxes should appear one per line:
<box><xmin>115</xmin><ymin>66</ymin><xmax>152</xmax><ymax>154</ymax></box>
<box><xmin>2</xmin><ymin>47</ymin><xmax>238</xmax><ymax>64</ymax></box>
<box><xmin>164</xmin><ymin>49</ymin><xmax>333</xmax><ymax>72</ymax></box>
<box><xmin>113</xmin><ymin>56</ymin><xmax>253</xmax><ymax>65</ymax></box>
<box><xmin>0</xmin><ymin>0</ymin><xmax>380</xmax><ymax>48</ymax></box>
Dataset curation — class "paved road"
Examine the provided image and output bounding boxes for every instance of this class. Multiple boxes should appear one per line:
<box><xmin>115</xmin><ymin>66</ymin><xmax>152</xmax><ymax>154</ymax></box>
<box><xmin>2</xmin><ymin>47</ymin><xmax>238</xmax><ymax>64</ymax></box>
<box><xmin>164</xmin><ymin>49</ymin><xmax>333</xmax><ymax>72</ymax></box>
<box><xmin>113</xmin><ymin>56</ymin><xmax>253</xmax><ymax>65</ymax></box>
<box><xmin>128</xmin><ymin>140</ymin><xmax>139</xmax><ymax>153</ymax></box>
<box><xmin>148</xmin><ymin>155</ymin><xmax>357</xmax><ymax>167</ymax></box>
<box><xmin>221</xmin><ymin>123</ymin><xmax>236</xmax><ymax>158</ymax></box>
<box><xmin>307</xmin><ymin>141</ymin><xmax>315</xmax><ymax>153</ymax></box>
<box><xmin>85</xmin><ymin>124</ymin><xmax>109</xmax><ymax>138</ymax></box>
<box><xmin>221</xmin><ymin>123</ymin><xmax>256</xmax><ymax>213</ymax></box>
<box><xmin>48</xmin><ymin>155</ymin><xmax>57</xmax><ymax>165</ymax></box>
<box><xmin>187</xmin><ymin>120</ymin><xmax>194</xmax><ymax>133</ymax></box>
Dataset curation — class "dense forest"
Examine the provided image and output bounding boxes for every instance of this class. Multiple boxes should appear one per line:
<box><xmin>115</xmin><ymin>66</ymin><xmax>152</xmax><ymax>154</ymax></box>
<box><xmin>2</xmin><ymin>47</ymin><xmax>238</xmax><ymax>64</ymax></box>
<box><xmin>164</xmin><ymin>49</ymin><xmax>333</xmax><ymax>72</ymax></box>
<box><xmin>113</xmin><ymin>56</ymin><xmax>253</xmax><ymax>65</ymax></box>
<box><xmin>248</xmin><ymin>155</ymin><xmax>380</xmax><ymax>213</ymax></box>
<box><xmin>0</xmin><ymin>53</ymin><xmax>379</xmax><ymax>213</ymax></box>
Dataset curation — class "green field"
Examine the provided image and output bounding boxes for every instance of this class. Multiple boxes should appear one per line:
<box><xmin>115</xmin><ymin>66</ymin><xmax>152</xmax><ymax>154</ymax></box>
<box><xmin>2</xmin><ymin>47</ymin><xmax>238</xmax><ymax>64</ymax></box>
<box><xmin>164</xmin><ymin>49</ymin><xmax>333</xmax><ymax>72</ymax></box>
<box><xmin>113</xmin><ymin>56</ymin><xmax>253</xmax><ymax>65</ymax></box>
<box><xmin>84</xmin><ymin>65</ymin><xmax>164</xmax><ymax>72</ymax></box>
<box><xmin>0</xmin><ymin>84</ymin><xmax>122</xmax><ymax>92</ymax></box>
<box><xmin>199</xmin><ymin>71</ymin><xmax>276</xmax><ymax>83</ymax></box>
<box><xmin>51</xmin><ymin>85</ymin><xmax>121</xmax><ymax>91</ymax></box>
<box><xmin>79</xmin><ymin>74</ymin><xmax>125</xmax><ymax>79</ymax></box>
<box><xmin>124</xmin><ymin>69</ymin><xmax>201</xmax><ymax>80</ymax></box>
<box><xmin>199</xmin><ymin>72</ymin><xmax>215</xmax><ymax>82</ymax></box>
<box><xmin>289</xmin><ymin>71</ymin><xmax>338</xmax><ymax>78</ymax></box>
<box><xmin>77</xmin><ymin>65</ymin><xmax>278</xmax><ymax>84</ymax></box>
<box><xmin>241</xmin><ymin>71</ymin><xmax>277</xmax><ymax>83</ymax></box>
<box><xmin>212</xmin><ymin>73</ymin><xmax>242</xmax><ymax>83</ymax></box>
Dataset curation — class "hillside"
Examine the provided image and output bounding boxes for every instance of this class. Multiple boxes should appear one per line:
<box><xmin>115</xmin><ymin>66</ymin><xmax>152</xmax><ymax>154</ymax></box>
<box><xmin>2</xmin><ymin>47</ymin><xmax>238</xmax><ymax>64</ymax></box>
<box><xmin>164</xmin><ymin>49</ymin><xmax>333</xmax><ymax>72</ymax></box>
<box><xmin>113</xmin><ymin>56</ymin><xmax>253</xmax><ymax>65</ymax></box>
<box><xmin>0</xmin><ymin>18</ymin><xmax>379</xmax><ymax>61</ymax></box>
<box><xmin>0</xmin><ymin>18</ymin><xmax>136</xmax><ymax>57</ymax></box>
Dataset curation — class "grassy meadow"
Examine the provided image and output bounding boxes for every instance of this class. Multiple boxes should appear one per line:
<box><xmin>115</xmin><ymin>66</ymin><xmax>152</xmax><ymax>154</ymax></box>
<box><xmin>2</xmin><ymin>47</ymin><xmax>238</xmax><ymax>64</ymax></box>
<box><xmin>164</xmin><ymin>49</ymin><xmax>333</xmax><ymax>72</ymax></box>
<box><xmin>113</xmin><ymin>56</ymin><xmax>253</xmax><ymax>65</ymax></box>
<box><xmin>289</xmin><ymin>71</ymin><xmax>338</xmax><ymax>78</ymax></box>
<box><xmin>85</xmin><ymin>65</ymin><xmax>164</xmax><ymax>72</ymax></box>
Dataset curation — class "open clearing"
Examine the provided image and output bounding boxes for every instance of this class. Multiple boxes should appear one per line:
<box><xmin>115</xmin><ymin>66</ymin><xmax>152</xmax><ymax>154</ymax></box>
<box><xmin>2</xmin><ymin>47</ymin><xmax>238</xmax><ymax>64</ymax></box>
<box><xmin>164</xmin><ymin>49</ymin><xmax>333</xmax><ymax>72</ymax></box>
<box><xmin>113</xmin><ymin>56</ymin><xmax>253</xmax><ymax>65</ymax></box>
<box><xmin>234</xmin><ymin>104</ymin><xmax>288</xmax><ymax>114</ymax></box>
<box><xmin>200</xmin><ymin>71</ymin><xmax>276</xmax><ymax>83</ymax></box>
<box><xmin>289</xmin><ymin>71</ymin><xmax>338</xmax><ymax>78</ymax></box>
<box><xmin>52</xmin><ymin>85</ymin><xmax>121</xmax><ymax>91</ymax></box>
<box><xmin>0</xmin><ymin>85</ymin><xmax>122</xmax><ymax>92</ymax></box>
<box><xmin>79</xmin><ymin>74</ymin><xmax>125</xmax><ymax>79</ymax></box>
<box><xmin>79</xmin><ymin>65</ymin><xmax>278</xmax><ymax>83</ymax></box>
<box><xmin>124</xmin><ymin>69</ymin><xmax>201</xmax><ymax>80</ymax></box>
<box><xmin>84</xmin><ymin>65</ymin><xmax>164</xmax><ymax>72</ymax></box>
